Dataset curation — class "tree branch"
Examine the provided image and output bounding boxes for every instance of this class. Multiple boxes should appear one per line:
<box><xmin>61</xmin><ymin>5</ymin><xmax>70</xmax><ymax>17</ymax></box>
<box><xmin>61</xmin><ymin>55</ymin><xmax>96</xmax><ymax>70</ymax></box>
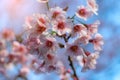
<box><xmin>68</xmin><ymin>56</ymin><xmax>79</xmax><ymax>80</ymax></box>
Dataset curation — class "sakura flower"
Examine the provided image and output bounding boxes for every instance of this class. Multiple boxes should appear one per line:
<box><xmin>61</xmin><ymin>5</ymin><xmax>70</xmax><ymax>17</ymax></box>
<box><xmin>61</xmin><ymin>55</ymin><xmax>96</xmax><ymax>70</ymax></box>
<box><xmin>25</xmin><ymin>15</ymin><xmax>48</xmax><ymax>35</ymax></box>
<box><xmin>20</xmin><ymin>66</ymin><xmax>30</xmax><ymax>75</ymax></box>
<box><xmin>71</xmin><ymin>24</ymin><xmax>87</xmax><ymax>37</ymax></box>
<box><xmin>53</xmin><ymin>21</ymin><xmax>71</xmax><ymax>35</ymax></box>
<box><xmin>12</xmin><ymin>41</ymin><xmax>27</xmax><ymax>54</ymax></box>
<box><xmin>76</xmin><ymin>5</ymin><xmax>92</xmax><ymax>20</ymax></box>
<box><xmin>37</xmin><ymin>0</ymin><xmax>49</xmax><ymax>3</ymax></box>
<box><xmin>1</xmin><ymin>29</ymin><xmax>15</xmax><ymax>41</ymax></box>
<box><xmin>77</xmin><ymin>52</ymin><xmax>99</xmax><ymax>72</ymax></box>
<box><xmin>25</xmin><ymin>36</ymin><xmax>41</xmax><ymax>50</ymax></box>
<box><xmin>45</xmin><ymin>53</ymin><xmax>56</xmax><ymax>65</ymax></box>
<box><xmin>37</xmin><ymin>53</ymin><xmax>57</xmax><ymax>72</ymax></box>
<box><xmin>87</xmin><ymin>20</ymin><xmax>100</xmax><ymax>35</ymax></box>
<box><xmin>56</xmin><ymin>61</ymin><xmax>71</xmax><ymax>80</ymax></box>
<box><xmin>50</xmin><ymin>7</ymin><xmax>66</xmax><ymax>21</ymax></box>
<box><xmin>39</xmin><ymin>36</ymin><xmax>58</xmax><ymax>55</ymax></box>
<box><xmin>35</xmin><ymin>14</ymin><xmax>49</xmax><ymax>26</ymax></box>
<box><xmin>87</xmin><ymin>0</ymin><xmax>98</xmax><ymax>15</ymax></box>
<box><xmin>34</xmin><ymin>23</ymin><xmax>47</xmax><ymax>35</ymax></box>
<box><xmin>75</xmin><ymin>35</ymin><xmax>91</xmax><ymax>45</ymax></box>
<box><xmin>66</xmin><ymin>42</ymin><xmax>84</xmax><ymax>56</ymax></box>
<box><xmin>59</xmin><ymin>66</ymin><xmax>70</xmax><ymax>80</ymax></box>
<box><xmin>89</xmin><ymin>33</ymin><xmax>104</xmax><ymax>51</ymax></box>
<box><xmin>25</xmin><ymin>16</ymin><xmax>35</xmax><ymax>29</ymax></box>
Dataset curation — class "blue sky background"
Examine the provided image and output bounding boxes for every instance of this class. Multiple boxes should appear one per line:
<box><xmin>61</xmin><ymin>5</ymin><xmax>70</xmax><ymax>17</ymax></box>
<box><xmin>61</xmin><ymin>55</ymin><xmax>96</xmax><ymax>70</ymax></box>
<box><xmin>0</xmin><ymin>0</ymin><xmax>120</xmax><ymax>80</ymax></box>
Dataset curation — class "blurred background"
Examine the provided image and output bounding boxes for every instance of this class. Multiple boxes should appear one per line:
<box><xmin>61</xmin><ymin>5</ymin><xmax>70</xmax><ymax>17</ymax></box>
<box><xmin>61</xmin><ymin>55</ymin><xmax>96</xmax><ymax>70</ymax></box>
<box><xmin>0</xmin><ymin>0</ymin><xmax>120</xmax><ymax>80</ymax></box>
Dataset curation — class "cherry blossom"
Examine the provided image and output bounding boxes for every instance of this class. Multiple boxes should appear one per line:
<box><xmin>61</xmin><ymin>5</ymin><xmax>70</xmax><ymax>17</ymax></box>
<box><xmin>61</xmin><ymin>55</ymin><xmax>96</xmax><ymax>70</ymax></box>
<box><xmin>20</xmin><ymin>66</ymin><xmax>30</xmax><ymax>75</ymax></box>
<box><xmin>50</xmin><ymin>7</ymin><xmax>66</xmax><ymax>22</ymax></box>
<box><xmin>77</xmin><ymin>52</ymin><xmax>99</xmax><ymax>72</ymax></box>
<box><xmin>66</xmin><ymin>42</ymin><xmax>84</xmax><ymax>56</ymax></box>
<box><xmin>89</xmin><ymin>33</ymin><xmax>104</xmax><ymax>51</ymax></box>
<box><xmin>1</xmin><ymin>29</ymin><xmax>15</xmax><ymax>41</ymax></box>
<box><xmin>87</xmin><ymin>20</ymin><xmax>100</xmax><ymax>35</ymax></box>
<box><xmin>76</xmin><ymin>5</ymin><xmax>92</xmax><ymax>20</ymax></box>
<box><xmin>12</xmin><ymin>41</ymin><xmax>27</xmax><ymax>54</ymax></box>
<box><xmin>71</xmin><ymin>24</ymin><xmax>87</xmax><ymax>37</ymax></box>
<box><xmin>35</xmin><ymin>14</ymin><xmax>49</xmax><ymax>26</ymax></box>
<box><xmin>76</xmin><ymin>35</ymin><xmax>91</xmax><ymax>45</ymax></box>
<box><xmin>87</xmin><ymin>0</ymin><xmax>98</xmax><ymax>15</ymax></box>
<box><xmin>59</xmin><ymin>66</ymin><xmax>71</xmax><ymax>80</ymax></box>
<box><xmin>40</xmin><ymin>36</ymin><xmax>58</xmax><ymax>52</ymax></box>
<box><xmin>52</xmin><ymin>20</ymin><xmax>71</xmax><ymax>35</ymax></box>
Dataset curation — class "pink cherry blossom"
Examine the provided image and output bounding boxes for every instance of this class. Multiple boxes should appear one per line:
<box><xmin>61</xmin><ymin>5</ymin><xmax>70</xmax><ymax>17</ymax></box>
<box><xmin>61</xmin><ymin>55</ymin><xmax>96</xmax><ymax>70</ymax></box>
<box><xmin>37</xmin><ymin>53</ymin><xmax>58</xmax><ymax>72</ymax></box>
<box><xmin>76</xmin><ymin>35</ymin><xmax>91</xmax><ymax>45</ymax></box>
<box><xmin>35</xmin><ymin>14</ymin><xmax>49</xmax><ymax>26</ymax></box>
<box><xmin>77</xmin><ymin>52</ymin><xmax>99</xmax><ymax>72</ymax></box>
<box><xmin>87</xmin><ymin>20</ymin><xmax>100</xmax><ymax>35</ymax></box>
<box><xmin>50</xmin><ymin>7</ymin><xmax>66</xmax><ymax>21</ymax></box>
<box><xmin>59</xmin><ymin>66</ymin><xmax>70</xmax><ymax>80</ymax></box>
<box><xmin>52</xmin><ymin>21</ymin><xmax>71</xmax><ymax>35</ymax></box>
<box><xmin>20</xmin><ymin>66</ymin><xmax>30</xmax><ymax>75</ymax></box>
<box><xmin>1</xmin><ymin>29</ymin><xmax>15</xmax><ymax>41</ymax></box>
<box><xmin>87</xmin><ymin>0</ymin><xmax>98</xmax><ymax>15</ymax></box>
<box><xmin>38</xmin><ymin>36</ymin><xmax>58</xmax><ymax>56</ymax></box>
<box><xmin>34</xmin><ymin>23</ymin><xmax>47</xmax><ymax>34</ymax></box>
<box><xmin>89</xmin><ymin>33</ymin><xmax>104</xmax><ymax>51</ymax></box>
<box><xmin>66</xmin><ymin>42</ymin><xmax>84</xmax><ymax>56</ymax></box>
<box><xmin>76</xmin><ymin>5</ymin><xmax>92</xmax><ymax>20</ymax></box>
<box><xmin>12</xmin><ymin>41</ymin><xmax>27</xmax><ymax>54</ymax></box>
<box><xmin>25</xmin><ymin>15</ymin><xmax>49</xmax><ymax>35</ymax></box>
<box><xmin>25</xmin><ymin>34</ymin><xmax>41</xmax><ymax>49</ymax></box>
<box><xmin>71</xmin><ymin>24</ymin><xmax>87</xmax><ymax>37</ymax></box>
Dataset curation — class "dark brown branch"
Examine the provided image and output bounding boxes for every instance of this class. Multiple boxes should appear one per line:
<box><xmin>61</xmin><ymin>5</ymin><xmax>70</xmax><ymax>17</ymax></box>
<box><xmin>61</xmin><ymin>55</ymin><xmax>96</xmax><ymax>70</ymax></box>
<box><xmin>68</xmin><ymin>56</ymin><xmax>79</xmax><ymax>80</ymax></box>
<box><xmin>56</xmin><ymin>32</ymin><xmax>79</xmax><ymax>80</ymax></box>
<box><xmin>46</xmin><ymin>2</ymin><xmax>50</xmax><ymax>10</ymax></box>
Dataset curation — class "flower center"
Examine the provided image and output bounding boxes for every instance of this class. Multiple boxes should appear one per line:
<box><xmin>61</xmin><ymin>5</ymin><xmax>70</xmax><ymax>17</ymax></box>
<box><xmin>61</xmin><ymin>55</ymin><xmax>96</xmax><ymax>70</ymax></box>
<box><xmin>78</xmin><ymin>8</ymin><xmax>86</xmax><ymax>16</ymax></box>
<box><xmin>85</xmin><ymin>51</ymin><xmax>90</xmax><ymax>56</ymax></box>
<box><xmin>57</xmin><ymin>22</ymin><xmax>65</xmax><ymax>30</ymax></box>
<box><xmin>2</xmin><ymin>31</ymin><xmax>10</xmax><ymax>39</ymax></box>
<box><xmin>89</xmin><ymin>39</ymin><xmax>97</xmax><ymax>43</ymax></box>
<box><xmin>46</xmin><ymin>40</ymin><xmax>53</xmax><ymax>48</ymax></box>
<box><xmin>36</xmin><ymin>24</ymin><xmax>46</xmax><ymax>34</ymax></box>
<box><xmin>47</xmin><ymin>54</ymin><xmax>54</xmax><ymax>60</ymax></box>
<box><xmin>69</xmin><ymin>45</ymin><xmax>78</xmax><ymax>52</ymax></box>
<box><xmin>39</xmin><ymin>18</ymin><xmax>46</xmax><ymax>24</ymax></box>
<box><xmin>82</xmin><ymin>58</ymin><xmax>87</xmax><ymax>64</ymax></box>
<box><xmin>48</xmin><ymin>65</ymin><xmax>56</xmax><ymax>71</ymax></box>
<box><xmin>52</xmin><ymin>11</ymin><xmax>60</xmax><ymax>19</ymax></box>
<box><xmin>73</xmin><ymin>25</ymin><xmax>81</xmax><ymax>32</ymax></box>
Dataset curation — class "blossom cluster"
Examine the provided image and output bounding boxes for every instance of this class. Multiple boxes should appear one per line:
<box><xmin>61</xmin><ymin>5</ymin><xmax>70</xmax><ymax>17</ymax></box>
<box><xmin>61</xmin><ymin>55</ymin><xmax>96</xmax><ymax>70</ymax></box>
<box><xmin>0</xmin><ymin>0</ymin><xmax>103</xmax><ymax>80</ymax></box>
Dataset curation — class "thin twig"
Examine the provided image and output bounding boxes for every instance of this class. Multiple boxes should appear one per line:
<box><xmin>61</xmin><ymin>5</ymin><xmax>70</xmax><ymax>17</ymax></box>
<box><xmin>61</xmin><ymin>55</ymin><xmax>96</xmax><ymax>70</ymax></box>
<box><xmin>46</xmin><ymin>2</ymin><xmax>49</xmax><ymax>10</ymax></box>
<box><xmin>68</xmin><ymin>56</ymin><xmax>79</xmax><ymax>80</ymax></box>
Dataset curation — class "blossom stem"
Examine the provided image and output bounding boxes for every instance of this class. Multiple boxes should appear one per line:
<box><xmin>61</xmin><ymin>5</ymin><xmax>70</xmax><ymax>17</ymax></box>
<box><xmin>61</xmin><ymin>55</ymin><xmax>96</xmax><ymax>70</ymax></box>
<box><xmin>71</xmin><ymin>15</ymin><xmax>76</xmax><ymax>19</ymax></box>
<box><xmin>68</xmin><ymin>56</ymin><xmax>79</xmax><ymax>80</ymax></box>
<box><xmin>56</xmin><ymin>33</ymin><xmax>79</xmax><ymax>79</ymax></box>
<box><xmin>46</xmin><ymin>2</ymin><xmax>49</xmax><ymax>10</ymax></box>
<box><xmin>75</xmin><ymin>19</ymin><xmax>88</xmax><ymax>27</ymax></box>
